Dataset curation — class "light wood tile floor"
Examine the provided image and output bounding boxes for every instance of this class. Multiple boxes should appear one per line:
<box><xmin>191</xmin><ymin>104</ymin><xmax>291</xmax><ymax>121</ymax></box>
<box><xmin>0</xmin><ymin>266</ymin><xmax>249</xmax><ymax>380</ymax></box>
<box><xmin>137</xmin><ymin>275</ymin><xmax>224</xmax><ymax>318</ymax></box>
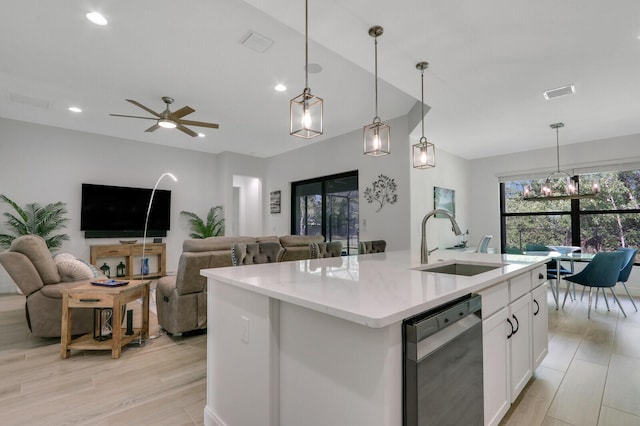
<box><xmin>2</xmin><ymin>286</ymin><xmax>639</xmax><ymax>425</ymax></box>
<box><xmin>0</xmin><ymin>292</ymin><xmax>206</xmax><ymax>426</ymax></box>
<box><xmin>501</xmin><ymin>289</ymin><xmax>640</xmax><ymax>426</ymax></box>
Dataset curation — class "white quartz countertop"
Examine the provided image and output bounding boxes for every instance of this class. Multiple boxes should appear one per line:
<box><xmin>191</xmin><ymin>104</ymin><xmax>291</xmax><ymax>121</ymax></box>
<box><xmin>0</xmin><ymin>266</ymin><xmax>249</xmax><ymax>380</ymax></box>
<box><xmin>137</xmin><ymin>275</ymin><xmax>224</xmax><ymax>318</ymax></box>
<box><xmin>201</xmin><ymin>249</ymin><xmax>549</xmax><ymax>328</ymax></box>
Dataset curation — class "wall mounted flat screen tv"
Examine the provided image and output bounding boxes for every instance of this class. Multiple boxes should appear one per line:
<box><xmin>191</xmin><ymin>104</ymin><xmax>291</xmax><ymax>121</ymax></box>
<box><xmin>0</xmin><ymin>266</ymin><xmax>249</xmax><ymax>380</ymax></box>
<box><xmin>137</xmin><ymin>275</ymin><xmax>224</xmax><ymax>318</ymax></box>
<box><xmin>81</xmin><ymin>183</ymin><xmax>171</xmax><ymax>238</ymax></box>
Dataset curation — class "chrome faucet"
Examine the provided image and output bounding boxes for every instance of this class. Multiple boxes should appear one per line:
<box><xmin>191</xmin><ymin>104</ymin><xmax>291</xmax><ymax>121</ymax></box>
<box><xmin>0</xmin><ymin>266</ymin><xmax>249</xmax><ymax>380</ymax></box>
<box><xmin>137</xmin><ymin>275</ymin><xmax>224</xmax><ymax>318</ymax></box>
<box><xmin>421</xmin><ymin>209</ymin><xmax>463</xmax><ymax>264</ymax></box>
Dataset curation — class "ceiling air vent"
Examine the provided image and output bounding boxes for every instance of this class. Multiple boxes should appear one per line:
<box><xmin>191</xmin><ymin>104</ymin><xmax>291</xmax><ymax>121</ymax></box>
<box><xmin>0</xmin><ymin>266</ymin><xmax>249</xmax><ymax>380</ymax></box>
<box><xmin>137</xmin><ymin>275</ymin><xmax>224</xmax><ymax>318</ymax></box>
<box><xmin>241</xmin><ymin>31</ymin><xmax>274</xmax><ymax>53</ymax></box>
<box><xmin>543</xmin><ymin>84</ymin><xmax>575</xmax><ymax>100</ymax></box>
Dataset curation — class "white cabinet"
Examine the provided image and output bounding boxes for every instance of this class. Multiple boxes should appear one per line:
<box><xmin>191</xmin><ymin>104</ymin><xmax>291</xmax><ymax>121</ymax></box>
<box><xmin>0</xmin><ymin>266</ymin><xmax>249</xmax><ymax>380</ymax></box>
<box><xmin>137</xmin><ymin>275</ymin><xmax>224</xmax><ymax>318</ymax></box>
<box><xmin>531</xmin><ymin>282</ymin><xmax>549</xmax><ymax>369</ymax></box>
<box><xmin>482</xmin><ymin>307</ymin><xmax>510</xmax><ymax>426</ymax></box>
<box><xmin>480</xmin><ymin>266</ymin><xmax>548</xmax><ymax>425</ymax></box>
<box><xmin>508</xmin><ymin>293</ymin><xmax>532</xmax><ymax>401</ymax></box>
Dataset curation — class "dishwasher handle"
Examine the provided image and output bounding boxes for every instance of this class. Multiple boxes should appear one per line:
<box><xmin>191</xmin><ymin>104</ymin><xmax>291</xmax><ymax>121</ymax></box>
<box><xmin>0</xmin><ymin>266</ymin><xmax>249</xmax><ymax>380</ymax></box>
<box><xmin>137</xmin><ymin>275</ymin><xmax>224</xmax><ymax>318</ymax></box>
<box><xmin>411</xmin><ymin>315</ymin><xmax>481</xmax><ymax>362</ymax></box>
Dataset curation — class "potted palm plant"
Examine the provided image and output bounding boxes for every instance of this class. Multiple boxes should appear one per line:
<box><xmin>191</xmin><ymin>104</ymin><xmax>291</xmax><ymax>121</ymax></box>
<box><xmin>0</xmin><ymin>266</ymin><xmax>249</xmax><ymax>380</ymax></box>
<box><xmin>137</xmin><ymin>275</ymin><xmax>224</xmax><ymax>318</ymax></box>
<box><xmin>0</xmin><ymin>194</ymin><xmax>70</xmax><ymax>250</ymax></box>
<box><xmin>180</xmin><ymin>205</ymin><xmax>225</xmax><ymax>238</ymax></box>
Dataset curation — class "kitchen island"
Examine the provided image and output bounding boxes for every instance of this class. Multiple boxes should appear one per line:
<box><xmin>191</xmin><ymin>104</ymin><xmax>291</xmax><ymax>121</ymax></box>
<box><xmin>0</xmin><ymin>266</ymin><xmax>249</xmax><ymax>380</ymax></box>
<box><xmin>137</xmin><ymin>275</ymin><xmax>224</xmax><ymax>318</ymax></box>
<box><xmin>202</xmin><ymin>250</ymin><xmax>549</xmax><ymax>426</ymax></box>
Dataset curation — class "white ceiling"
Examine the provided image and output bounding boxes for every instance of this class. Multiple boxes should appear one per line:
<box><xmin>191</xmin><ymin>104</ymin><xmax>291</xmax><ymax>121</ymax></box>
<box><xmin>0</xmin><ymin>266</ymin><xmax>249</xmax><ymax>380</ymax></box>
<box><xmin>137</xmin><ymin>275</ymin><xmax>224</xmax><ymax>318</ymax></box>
<box><xmin>2</xmin><ymin>0</ymin><xmax>640</xmax><ymax>160</ymax></box>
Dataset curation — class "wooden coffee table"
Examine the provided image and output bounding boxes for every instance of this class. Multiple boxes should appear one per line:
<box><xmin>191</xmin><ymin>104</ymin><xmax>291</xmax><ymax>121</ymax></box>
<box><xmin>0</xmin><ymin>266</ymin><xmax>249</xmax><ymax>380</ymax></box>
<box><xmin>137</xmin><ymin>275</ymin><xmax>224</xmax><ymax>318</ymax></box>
<box><xmin>60</xmin><ymin>280</ymin><xmax>150</xmax><ymax>359</ymax></box>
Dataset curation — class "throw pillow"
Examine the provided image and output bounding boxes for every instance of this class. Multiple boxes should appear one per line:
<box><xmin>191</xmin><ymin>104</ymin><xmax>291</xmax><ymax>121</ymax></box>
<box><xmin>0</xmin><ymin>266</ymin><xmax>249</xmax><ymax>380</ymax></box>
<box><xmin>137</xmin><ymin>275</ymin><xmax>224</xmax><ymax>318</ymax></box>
<box><xmin>54</xmin><ymin>253</ymin><xmax>104</xmax><ymax>282</ymax></box>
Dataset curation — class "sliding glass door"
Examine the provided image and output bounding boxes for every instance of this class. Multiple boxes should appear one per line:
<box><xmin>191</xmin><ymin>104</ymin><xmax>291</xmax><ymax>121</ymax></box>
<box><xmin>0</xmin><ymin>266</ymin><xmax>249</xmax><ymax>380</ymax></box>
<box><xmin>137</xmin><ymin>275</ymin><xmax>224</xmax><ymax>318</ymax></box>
<box><xmin>292</xmin><ymin>171</ymin><xmax>359</xmax><ymax>255</ymax></box>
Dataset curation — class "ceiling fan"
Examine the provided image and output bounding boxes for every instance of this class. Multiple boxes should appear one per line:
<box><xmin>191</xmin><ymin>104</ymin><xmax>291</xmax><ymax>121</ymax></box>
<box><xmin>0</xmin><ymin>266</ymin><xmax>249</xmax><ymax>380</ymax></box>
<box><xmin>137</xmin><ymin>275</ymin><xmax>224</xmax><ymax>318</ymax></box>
<box><xmin>110</xmin><ymin>96</ymin><xmax>219</xmax><ymax>137</ymax></box>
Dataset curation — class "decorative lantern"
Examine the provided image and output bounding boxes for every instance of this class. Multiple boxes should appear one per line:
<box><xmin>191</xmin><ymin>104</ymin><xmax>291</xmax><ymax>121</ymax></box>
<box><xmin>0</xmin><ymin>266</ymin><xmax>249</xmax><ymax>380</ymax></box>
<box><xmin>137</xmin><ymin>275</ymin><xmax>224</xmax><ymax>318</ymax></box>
<box><xmin>100</xmin><ymin>262</ymin><xmax>111</xmax><ymax>278</ymax></box>
<box><xmin>116</xmin><ymin>261</ymin><xmax>126</xmax><ymax>277</ymax></box>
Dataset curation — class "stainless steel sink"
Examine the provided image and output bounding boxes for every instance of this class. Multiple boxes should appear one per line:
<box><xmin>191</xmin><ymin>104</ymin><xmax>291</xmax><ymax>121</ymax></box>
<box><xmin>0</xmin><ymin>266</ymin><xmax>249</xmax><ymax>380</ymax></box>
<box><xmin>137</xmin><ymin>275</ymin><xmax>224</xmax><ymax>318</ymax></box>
<box><xmin>414</xmin><ymin>261</ymin><xmax>502</xmax><ymax>276</ymax></box>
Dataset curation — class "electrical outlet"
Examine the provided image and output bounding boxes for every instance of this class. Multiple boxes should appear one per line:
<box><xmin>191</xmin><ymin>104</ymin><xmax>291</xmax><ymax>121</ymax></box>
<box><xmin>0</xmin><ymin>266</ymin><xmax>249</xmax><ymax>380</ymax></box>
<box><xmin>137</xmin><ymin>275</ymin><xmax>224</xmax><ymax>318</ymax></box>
<box><xmin>241</xmin><ymin>316</ymin><xmax>249</xmax><ymax>343</ymax></box>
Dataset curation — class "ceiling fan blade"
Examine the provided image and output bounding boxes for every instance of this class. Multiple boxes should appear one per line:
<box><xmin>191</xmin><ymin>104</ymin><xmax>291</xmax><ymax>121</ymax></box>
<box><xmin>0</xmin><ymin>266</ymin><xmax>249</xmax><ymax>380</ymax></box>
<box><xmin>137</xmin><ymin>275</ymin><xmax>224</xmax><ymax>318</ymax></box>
<box><xmin>171</xmin><ymin>106</ymin><xmax>195</xmax><ymax>119</ymax></box>
<box><xmin>145</xmin><ymin>124</ymin><xmax>160</xmax><ymax>133</ymax></box>
<box><xmin>126</xmin><ymin>99</ymin><xmax>161</xmax><ymax>118</ymax></box>
<box><xmin>179</xmin><ymin>119</ymin><xmax>219</xmax><ymax>129</ymax></box>
<box><xmin>176</xmin><ymin>123</ymin><xmax>198</xmax><ymax>137</ymax></box>
<box><xmin>109</xmin><ymin>114</ymin><xmax>157</xmax><ymax>120</ymax></box>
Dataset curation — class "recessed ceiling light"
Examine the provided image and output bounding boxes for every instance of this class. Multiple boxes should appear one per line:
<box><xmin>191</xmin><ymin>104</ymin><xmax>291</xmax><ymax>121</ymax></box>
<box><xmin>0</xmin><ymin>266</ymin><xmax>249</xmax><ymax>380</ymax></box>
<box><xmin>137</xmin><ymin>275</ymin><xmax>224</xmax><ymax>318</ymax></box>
<box><xmin>198</xmin><ymin>133</ymin><xmax>206</xmax><ymax>138</ymax></box>
<box><xmin>274</xmin><ymin>84</ymin><xmax>287</xmax><ymax>92</ymax></box>
<box><xmin>543</xmin><ymin>84</ymin><xmax>575</xmax><ymax>100</ymax></box>
<box><xmin>68</xmin><ymin>106</ymin><xmax>82</xmax><ymax>113</ymax></box>
<box><xmin>86</xmin><ymin>12</ymin><xmax>108</xmax><ymax>26</ymax></box>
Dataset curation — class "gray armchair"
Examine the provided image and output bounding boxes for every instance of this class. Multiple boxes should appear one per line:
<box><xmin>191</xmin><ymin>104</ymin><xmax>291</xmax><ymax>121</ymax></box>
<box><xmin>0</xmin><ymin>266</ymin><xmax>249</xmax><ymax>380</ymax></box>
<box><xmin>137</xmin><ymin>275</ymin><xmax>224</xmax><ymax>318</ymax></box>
<box><xmin>309</xmin><ymin>241</ymin><xmax>343</xmax><ymax>259</ymax></box>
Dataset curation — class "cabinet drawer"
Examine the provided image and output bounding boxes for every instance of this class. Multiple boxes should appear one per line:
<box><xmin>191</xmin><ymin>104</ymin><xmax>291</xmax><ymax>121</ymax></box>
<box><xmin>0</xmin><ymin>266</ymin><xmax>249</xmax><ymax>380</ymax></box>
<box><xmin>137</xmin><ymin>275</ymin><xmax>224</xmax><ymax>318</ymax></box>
<box><xmin>93</xmin><ymin>246</ymin><xmax>130</xmax><ymax>257</ymax></box>
<box><xmin>533</xmin><ymin>265</ymin><xmax>547</xmax><ymax>287</ymax></box>
<box><xmin>132</xmin><ymin>244</ymin><xmax>163</xmax><ymax>255</ymax></box>
<box><xmin>478</xmin><ymin>282</ymin><xmax>509</xmax><ymax>318</ymax></box>
<box><xmin>66</xmin><ymin>292</ymin><xmax>113</xmax><ymax>308</ymax></box>
<box><xmin>509</xmin><ymin>272</ymin><xmax>531</xmax><ymax>302</ymax></box>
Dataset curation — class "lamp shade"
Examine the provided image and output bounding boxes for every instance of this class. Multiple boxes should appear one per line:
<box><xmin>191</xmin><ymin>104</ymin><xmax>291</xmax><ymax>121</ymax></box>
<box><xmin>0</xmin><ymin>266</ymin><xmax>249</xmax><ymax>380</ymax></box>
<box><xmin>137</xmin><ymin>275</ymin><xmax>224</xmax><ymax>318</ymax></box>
<box><xmin>413</xmin><ymin>138</ymin><xmax>435</xmax><ymax>168</ymax></box>
<box><xmin>290</xmin><ymin>89</ymin><xmax>323</xmax><ymax>139</ymax></box>
<box><xmin>363</xmin><ymin>120</ymin><xmax>390</xmax><ymax>156</ymax></box>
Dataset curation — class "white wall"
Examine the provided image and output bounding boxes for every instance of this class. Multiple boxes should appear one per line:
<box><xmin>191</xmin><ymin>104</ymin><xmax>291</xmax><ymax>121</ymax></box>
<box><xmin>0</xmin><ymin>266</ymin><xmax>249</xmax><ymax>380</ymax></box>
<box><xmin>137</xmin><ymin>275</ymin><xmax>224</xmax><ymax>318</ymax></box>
<box><xmin>0</xmin><ymin>118</ymin><xmax>219</xmax><ymax>292</ymax></box>
<box><xmin>263</xmin><ymin>115</ymin><xmax>412</xmax><ymax>251</ymax></box>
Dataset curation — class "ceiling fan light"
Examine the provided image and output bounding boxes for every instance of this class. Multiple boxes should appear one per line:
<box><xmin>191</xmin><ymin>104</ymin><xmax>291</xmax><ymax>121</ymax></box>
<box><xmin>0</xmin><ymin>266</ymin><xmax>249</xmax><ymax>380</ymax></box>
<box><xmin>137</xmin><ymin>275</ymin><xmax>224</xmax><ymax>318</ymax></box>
<box><xmin>158</xmin><ymin>119</ymin><xmax>177</xmax><ymax>129</ymax></box>
<box><xmin>86</xmin><ymin>12</ymin><xmax>108</xmax><ymax>26</ymax></box>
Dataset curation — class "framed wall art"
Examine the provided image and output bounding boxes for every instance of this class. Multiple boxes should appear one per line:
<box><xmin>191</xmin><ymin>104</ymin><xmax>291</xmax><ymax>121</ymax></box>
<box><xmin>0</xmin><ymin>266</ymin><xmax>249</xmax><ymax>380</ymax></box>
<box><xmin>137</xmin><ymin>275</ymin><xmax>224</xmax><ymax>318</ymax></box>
<box><xmin>270</xmin><ymin>190</ymin><xmax>281</xmax><ymax>214</ymax></box>
<box><xmin>433</xmin><ymin>187</ymin><xmax>455</xmax><ymax>218</ymax></box>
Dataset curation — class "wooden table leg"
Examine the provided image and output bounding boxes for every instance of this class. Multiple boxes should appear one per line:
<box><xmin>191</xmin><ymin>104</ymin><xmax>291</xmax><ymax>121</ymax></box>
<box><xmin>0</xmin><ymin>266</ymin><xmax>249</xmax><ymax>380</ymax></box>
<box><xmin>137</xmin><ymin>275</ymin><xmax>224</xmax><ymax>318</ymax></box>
<box><xmin>112</xmin><ymin>297</ymin><xmax>122</xmax><ymax>359</ymax></box>
<box><xmin>60</xmin><ymin>295</ymin><xmax>71</xmax><ymax>359</ymax></box>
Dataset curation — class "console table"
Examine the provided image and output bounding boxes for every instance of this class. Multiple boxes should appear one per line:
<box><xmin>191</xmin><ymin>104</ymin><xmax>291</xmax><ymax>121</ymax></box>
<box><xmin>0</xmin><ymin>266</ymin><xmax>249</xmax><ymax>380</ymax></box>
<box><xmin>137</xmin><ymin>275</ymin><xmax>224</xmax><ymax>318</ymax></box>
<box><xmin>60</xmin><ymin>280</ymin><xmax>150</xmax><ymax>359</ymax></box>
<box><xmin>90</xmin><ymin>242</ymin><xmax>166</xmax><ymax>280</ymax></box>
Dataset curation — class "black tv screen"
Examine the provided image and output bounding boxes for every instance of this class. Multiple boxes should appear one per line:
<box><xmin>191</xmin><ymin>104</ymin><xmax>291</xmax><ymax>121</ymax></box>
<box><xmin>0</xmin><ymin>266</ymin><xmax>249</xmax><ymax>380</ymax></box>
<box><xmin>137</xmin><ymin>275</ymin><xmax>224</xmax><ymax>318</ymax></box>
<box><xmin>81</xmin><ymin>183</ymin><xmax>171</xmax><ymax>238</ymax></box>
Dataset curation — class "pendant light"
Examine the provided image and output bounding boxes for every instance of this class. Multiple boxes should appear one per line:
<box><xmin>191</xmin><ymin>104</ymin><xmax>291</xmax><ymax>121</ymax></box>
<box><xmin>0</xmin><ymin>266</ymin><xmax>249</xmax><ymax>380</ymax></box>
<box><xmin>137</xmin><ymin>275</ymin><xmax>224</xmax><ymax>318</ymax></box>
<box><xmin>363</xmin><ymin>25</ymin><xmax>390</xmax><ymax>156</ymax></box>
<box><xmin>412</xmin><ymin>61</ymin><xmax>435</xmax><ymax>169</ymax></box>
<box><xmin>523</xmin><ymin>123</ymin><xmax>600</xmax><ymax>201</ymax></box>
<box><xmin>290</xmin><ymin>0</ymin><xmax>323</xmax><ymax>139</ymax></box>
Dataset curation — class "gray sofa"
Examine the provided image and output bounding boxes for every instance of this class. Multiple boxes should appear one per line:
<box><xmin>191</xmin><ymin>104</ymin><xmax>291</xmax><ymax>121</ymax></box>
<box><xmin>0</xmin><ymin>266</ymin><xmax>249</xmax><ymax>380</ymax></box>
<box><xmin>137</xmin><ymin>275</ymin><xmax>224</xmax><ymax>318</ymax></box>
<box><xmin>156</xmin><ymin>234</ymin><xmax>324</xmax><ymax>335</ymax></box>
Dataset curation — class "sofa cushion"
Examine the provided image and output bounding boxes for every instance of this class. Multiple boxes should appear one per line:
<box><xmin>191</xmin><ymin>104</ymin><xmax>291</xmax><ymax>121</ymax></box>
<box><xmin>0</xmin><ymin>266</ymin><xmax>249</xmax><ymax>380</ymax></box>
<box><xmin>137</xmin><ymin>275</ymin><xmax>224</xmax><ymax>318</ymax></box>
<box><xmin>183</xmin><ymin>236</ymin><xmax>258</xmax><ymax>252</ymax></box>
<box><xmin>279</xmin><ymin>235</ymin><xmax>324</xmax><ymax>247</ymax></box>
<box><xmin>10</xmin><ymin>235</ymin><xmax>61</xmax><ymax>284</ymax></box>
<box><xmin>40</xmin><ymin>280</ymin><xmax>90</xmax><ymax>299</ymax></box>
<box><xmin>54</xmin><ymin>253</ymin><xmax>104</xmax><ymax>282</ymax></box>
<box><xmin>231</xmin><ymin>242</ymin><xmax>283</xmax><ymax>266</ymax></box>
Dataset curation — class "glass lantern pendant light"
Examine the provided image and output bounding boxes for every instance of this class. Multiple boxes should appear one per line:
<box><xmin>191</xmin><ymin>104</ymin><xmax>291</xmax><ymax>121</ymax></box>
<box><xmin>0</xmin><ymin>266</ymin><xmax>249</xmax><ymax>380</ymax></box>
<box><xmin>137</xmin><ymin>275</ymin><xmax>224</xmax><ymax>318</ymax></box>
<box><xmin>413</xmin><ymin>61</ymin><xmax>435</xmax><ymax>169</ymax></box>
<box><xmin>290</xmin><ymin>0</ymin><xmax>323</xmax><ymax>139</ymax></box>
<box><xmin>363</xmin><ymin>25</ymin><xmax>390</xmax><ymax>156</ymax></box>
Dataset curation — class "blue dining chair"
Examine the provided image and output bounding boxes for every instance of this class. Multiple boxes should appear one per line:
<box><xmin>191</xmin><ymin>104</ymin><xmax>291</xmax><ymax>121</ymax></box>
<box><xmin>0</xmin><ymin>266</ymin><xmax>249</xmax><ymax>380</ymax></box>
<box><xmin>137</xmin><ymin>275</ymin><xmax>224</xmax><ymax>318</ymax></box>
<box><xmin>616</xmin><ymin>247</ymin><xmax>638</xmax><ymax>311</ymax></box>
<box><xmin>562</xmin><ymin>251</ymin><xmax>627</xmax><ymax>319</ymax></box>
<box><xmin>525</xmin><ymin>243</ymin><xmax>573</xmax><ymax>300</ymax></box>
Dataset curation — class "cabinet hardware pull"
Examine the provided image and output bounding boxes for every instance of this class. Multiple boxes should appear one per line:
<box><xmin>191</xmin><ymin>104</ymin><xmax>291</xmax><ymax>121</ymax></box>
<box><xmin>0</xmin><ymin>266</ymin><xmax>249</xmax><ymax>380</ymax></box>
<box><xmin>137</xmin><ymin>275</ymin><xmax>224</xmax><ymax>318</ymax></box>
<box><xmin>506</xmin><ymin>318</ymin><xmax>514</xmax><ymax>339</ymax></box>
<box><xmin>79</xmin><ymin>298</ymin><xmax>100</xmax><ymax>302</ymax></box>
<box><xmin>512</xmin><ymin>314</ymin><xmax>519</xmax><ymax>334</ymax></box>
<box><xmin>533</xmin><ymin>299</ymin><xmax>540</xmax><ymax>316</ymax></box>
<box><xmin>538</xmin><ymin>273</ymin><xmax>544</xmax><ymax>280</ymax></box>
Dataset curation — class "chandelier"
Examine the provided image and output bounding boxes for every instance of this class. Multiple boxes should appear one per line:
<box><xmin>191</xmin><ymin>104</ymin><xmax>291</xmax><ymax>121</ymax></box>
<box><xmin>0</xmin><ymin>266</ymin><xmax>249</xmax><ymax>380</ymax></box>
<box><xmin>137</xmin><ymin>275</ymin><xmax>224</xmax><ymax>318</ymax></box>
<box><xmin>523</xmin><ymin>123</ymin><xmax>599</xmax><ymax>201</ymax></box>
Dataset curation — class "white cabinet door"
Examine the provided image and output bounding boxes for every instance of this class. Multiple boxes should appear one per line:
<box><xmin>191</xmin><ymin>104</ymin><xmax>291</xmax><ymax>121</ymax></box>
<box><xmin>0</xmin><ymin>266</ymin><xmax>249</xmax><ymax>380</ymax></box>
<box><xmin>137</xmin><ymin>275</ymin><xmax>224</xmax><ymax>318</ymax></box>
<box><xmin>508</xmin><ymin>294</ymin><xmax>532</xmax><ymax>402</ymax></box>
<box><xmin>531</xmin><ymin>282</ymin><xmax>549</xmax><ymax>369</ymax></box>
<box><xmin>482</xmin><ymin>307</ymin><xmax>510</xmax><ymax>426</ymax></box>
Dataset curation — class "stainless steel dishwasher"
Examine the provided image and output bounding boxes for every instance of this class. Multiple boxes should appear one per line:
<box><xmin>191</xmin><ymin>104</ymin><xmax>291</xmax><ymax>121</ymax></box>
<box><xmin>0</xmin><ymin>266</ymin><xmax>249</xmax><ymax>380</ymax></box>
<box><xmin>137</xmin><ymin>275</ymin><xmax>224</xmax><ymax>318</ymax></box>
<box><xmin>403</xmin><ymin>293</ymin><xmax>483</xmax><ymax>426</ymax></box>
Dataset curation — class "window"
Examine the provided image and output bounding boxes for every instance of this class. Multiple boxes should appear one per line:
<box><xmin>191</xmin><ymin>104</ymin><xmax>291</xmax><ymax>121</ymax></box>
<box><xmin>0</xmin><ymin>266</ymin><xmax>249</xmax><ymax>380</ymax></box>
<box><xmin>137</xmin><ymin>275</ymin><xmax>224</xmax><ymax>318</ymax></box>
<box><xmin>291</xmin><ymin>171</ymin><xmax>359</xmax><ymax>255</ymax></box>
<box><xmin>501</xmin><ymin>170</ymin><xmax>640</xmax><ymax>257</ymax></box>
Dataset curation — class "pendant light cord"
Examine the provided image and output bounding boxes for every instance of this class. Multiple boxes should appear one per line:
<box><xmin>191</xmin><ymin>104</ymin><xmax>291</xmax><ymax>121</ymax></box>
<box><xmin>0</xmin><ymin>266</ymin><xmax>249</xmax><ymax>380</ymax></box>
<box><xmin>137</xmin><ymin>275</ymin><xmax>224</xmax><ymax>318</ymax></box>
<box><xmin>374</xmin><ymin>35</ymin><xmax>379</xmax><ymax>120</ymax></box>
<box><xmin>305</xmin><ymin>0</ymin><xmax>309</xmax><ymax>90</ymax></box>
<box><xmin>555</xmin><ymin>125</ymin><xmax>561</xmax><ymax>173</ymax></box>
<box><xmin>420</xmin><ymin>67</ymin><xmax>425</xmax><ymax>139</ymax></box>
